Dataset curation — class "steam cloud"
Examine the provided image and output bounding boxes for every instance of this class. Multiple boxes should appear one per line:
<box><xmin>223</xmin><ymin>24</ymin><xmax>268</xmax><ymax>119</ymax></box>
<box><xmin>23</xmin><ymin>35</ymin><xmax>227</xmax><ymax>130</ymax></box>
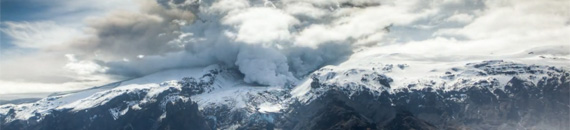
<box><xmin>67</xmin><ymin>0</ymin><xmax>422</xmax><ymax>86</ymax></box>
<box><xmin>3</xmin><ymin>0</ymin><xmax>567</xmax><ymax>93</ymax></box>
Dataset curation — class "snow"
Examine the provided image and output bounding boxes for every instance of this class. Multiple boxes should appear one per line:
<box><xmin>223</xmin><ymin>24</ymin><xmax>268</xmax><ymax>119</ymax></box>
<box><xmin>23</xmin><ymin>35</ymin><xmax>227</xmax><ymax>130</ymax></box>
<box><xmin>54</xmin><ymin>66</ymin><xmax>224</xmax><ymax>111</ymax></box>
<box><xmin>290</xmin><ymin>78</ymin><xmax>312</xmax><ymax>102</ymax></box>
<box><xmin>286</xmin><ymin>45</ymin><xmax>569</xmax><ymax>103</ymax></box>
<box><xmin>60</xmin><ymin>88</ymin><xmax>134</xmax><ymax>111</ymax></box>
<box><xmin>191</xmin><ymin>85</ymin><xmax>271</xmax><ymax>110</ymax></box>
<box><xmin>0</xmin><ymin>63</ymin><xmax>281</xmax><ymax>123</ymax></box>
<box><xmin>119</xmin><ymin>67</ymin><xmax>207</xmax><ymax>85</ymax></box>
<box><xmin>258</xmin><ymin>102</ymin><xmax>282</xmax><ymax>113</ymax></box>
<box><xmin>0</xmin><ymin>65</ymin><xmax>224</xmax><ymax>121</ymax></box>
<box><xmin>57</xmin><ymin>66</ymin><xmax>224</xmax><ymax>112</ymax></box>
<box><xmin>1</xmin><ymin>45</ymin><xmax>567</xmax><ymax>124</ymax></box>
<box><xmin>0</xmin><ymin>96</ymin><xmax>67</xmax><ymax>122</ymax></box>
<box><xmin>109</xmin><ymin>107</ymin><xmax>120</xmax><ymax>120</ymax></box>
<box><xmin>159</xmin><ymin>95</ymin><xmax>190</xmax><ymax>111</ymax></box>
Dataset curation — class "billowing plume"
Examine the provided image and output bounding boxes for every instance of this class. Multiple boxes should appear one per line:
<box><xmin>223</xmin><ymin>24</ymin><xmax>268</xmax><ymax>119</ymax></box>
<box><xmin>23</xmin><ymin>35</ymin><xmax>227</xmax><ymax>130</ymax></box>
<box><xmin>73</xmin><ymin>0</ymin><xmax>423</xmax><ymax>86</ymax></box>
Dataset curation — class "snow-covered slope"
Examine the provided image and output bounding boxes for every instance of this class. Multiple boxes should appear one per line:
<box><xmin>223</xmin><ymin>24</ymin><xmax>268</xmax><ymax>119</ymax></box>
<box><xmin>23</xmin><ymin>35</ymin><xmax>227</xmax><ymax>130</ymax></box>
<box><xmin>1</xmin><ymin>48</ymin><xmax>568</xmax><ymax>129</ymax></box>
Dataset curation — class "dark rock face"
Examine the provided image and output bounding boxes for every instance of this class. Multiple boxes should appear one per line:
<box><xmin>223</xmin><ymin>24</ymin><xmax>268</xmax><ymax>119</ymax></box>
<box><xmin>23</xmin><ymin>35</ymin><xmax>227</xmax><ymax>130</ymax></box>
<box><xmin>280</xmin><ymin>71</ymin><xmax>568</xmax><ymax>129</ymax></box>
<box><xmin>1</xmin><ymin>88</ymin><xmax>211</xmax><ymax>130</ymax></box>
<box><xmin>286</xmin><ymin>93</ymin><xmax>378</xmax><ymax>130</ymax></box>
<box><xmin>297</xmin><ymin>61</ymin><xmax>570</xmax><ymax>130</ymax></box>
<box><xmin>280</xmin><ymin>91</ymin><xmax>435</xmax><ymax>130</ymax></box>
<box><xmin>307</xmin><ymin>100</ymin><xmax>377</xmax><ymax>130</ymax></box>
<box><xmin>382</xmin><ymin>110</ymin><xmax>437</xmax><ymax>130</ymax></box>
<box><xmin>0</xmin><ymin>70</ymin><xmax>221</xmax><ymax>130</ymax></box>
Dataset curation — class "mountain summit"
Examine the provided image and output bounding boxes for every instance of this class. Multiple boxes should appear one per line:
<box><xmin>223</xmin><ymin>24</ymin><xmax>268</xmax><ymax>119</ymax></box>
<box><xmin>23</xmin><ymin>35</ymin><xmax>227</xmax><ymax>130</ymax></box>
<box><xmin>2</xmin><ymin>53</ymin><xmax>568</xmax><ymax>129</ymax></box>
<box><xmin>1</xmin><ymin>0</ymin><xmax>569</xmax><ymax>130</ymax></box>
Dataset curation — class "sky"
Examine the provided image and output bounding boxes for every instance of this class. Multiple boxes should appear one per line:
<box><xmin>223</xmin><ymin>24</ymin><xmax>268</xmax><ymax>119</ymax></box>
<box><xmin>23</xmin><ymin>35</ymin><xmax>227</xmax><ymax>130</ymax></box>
<box><xmin>0</xmin><ymin>0</ymin><xmax>569</xmax><ymax>95</ymax></box>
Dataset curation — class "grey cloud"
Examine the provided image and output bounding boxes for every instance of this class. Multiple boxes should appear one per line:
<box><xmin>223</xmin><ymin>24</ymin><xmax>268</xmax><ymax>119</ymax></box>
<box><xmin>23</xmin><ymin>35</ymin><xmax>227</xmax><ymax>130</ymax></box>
<box><xmin>61</xmin><ymin>0</ymin><xmax>428</xmax><ymax>86</ymax></box>
<box><xmin>1</xmin><ymin>0</ymin><xmax>567</xmax><ymax>94</ymax></box>
<box><xmin>69</xmin><ymin>1</ymin><xmax>194</xmax><ymax>60</ymax></box>
<box><xmin>286</xmin><ymin>42</ymin><xmax>353</xmax><ymax>77</ymax></box>
<box><xmin>92</xmin><ymin>0</ymin><xmax>399</xmax><ymax>86</ymax></box>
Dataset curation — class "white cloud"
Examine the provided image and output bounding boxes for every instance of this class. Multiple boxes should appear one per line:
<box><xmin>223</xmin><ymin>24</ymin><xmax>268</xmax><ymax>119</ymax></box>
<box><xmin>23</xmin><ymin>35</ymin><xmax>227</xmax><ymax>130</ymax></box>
<box><xmin>0</xmin><ymin>52</ymin><xmax>71</xmax><ymax>83</ymax></box>
<box><xmin>284</xmin><ymin>2</ymin><xmax>327</xmax><ymax>19</ymax></box>
<box><xmin>0</xmin><ymin>79</ymin><xmax>111</xmax><ymax>95</ymax></box>
<box><xmin>209</xmin><ymin>0</ymin><xmax>250</xmax><ymax>14</ymax></box>
<box><xmin>370</xmin><ymin>0</ymin><xmax>569</xmax><ymax>63</ymax></box>
<box><xmin>0</xmin><ymin>0</ymin><xmax>140</xmax><ymax>95</ymax></box>
<box><xmin>295</xmin><ymin>4</ymin><xmax>429</xmax><ymax>48</ymax></box>
<box><xmin>64</xmin><ymin>54</ymin><xmax>108</xmax><ymax>75</ymax></box>
<box><xmin>438</xmin><ymin>0</ymin><xmax>570</xmax><ymax>39</ymax></box>
<box><xmin>222</xmin><ymin>7</ymin><xmax>300</xmax><ymax>45</ymax></box>
<box><xmin>2</xmin><ymin>0</ymin><xmax>568</xmax><ymax>95</ymax></box>
<box><xmin>1</xmin><ymin>21</ymin><xmax>84</xmax><ymax>49</ymax></box>
<box><xmin>427</xmin><ymin>0</ymin><xmax>570</xmax><ymax>60</ymax></box>
<box><xmin>445</xmin><ymin>13</ymin><xmax>474</xmax><ymax>23</ymax></box>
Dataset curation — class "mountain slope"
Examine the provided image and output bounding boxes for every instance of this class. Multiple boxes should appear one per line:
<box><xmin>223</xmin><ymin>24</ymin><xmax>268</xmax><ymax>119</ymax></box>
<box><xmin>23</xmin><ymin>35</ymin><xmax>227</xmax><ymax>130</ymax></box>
<box><xmin>1</xmin><ymin>56</ymin><xmax>568</xmax><ymax>130</ymax></box>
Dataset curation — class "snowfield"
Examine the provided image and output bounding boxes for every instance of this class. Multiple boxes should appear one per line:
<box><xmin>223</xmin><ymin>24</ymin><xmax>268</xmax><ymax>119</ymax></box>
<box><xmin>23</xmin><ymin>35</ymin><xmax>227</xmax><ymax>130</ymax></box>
<box><xmin>1</xmin><ymin>47</ymin><xmax>568</xmax><ymax>129</ymax></box>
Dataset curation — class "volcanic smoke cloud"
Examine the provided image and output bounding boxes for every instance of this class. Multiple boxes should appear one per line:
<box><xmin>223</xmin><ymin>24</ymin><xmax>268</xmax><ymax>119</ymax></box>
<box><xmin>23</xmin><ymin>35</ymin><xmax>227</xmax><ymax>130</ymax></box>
<box><xmin>74</xmin><ymin>0</ymin><xmax>421</xmax><ymax>86</ymax></box>
<box><xmin>2</xmin><ymin>0</ymin><xmax>568</xmax><ymax>93</ymax></box>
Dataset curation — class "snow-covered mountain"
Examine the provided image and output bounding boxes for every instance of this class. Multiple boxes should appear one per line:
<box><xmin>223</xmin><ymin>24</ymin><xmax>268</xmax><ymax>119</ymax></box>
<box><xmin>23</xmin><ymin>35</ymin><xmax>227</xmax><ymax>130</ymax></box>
<box><xmin>1</xmin><ymin>0</ymin><xmax>569</xmax><ymax>129</ymax></box>
<box><xmin>1</xmin><ymin>48</ymin><xmax>568</xmax><ymax>130</ymax></box>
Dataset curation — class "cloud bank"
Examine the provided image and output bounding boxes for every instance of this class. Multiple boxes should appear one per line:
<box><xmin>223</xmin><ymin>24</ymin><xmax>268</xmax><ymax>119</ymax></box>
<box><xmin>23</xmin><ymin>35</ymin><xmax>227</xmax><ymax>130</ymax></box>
<box><xmin>1</xmin><ymin>0</ymin><xmax>568</xmax><ymax>93</ymax></box>
<box><xmin>69</xmin><ymin>0</ymin><xmax>426</xmax><ymax>86</ymax></box>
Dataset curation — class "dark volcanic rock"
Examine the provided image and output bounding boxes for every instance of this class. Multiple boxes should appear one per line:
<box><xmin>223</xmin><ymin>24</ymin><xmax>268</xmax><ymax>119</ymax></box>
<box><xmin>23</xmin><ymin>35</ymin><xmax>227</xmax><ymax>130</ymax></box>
<box><xmin>382</xmin><ymin>110</ymin><xmax>437</xmax><ymax>130</ymax></box>
<box><xmin>308</xmin><ymin>99</ymin><xmax>376</xmax><ymax>130</ymax></box>
<box><xmin>1</xmin><ymin>89</ymin><xmax>211</xmax><ymax>130</ymax></box>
